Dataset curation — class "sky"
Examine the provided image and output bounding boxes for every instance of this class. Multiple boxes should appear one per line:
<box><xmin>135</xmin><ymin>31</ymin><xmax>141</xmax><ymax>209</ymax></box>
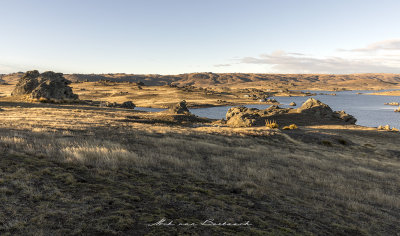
<box><xmin>1</xmin><ymin>0</ymin><xmax>400</xmax><ymax>74</ymax></box>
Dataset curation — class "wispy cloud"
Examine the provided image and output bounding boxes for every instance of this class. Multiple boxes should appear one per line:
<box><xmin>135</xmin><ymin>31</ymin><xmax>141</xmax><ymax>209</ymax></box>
<box><xmin>239</xmin><ymin>50</ymin><xmax>400</xmax><ymax>74</ymax></box>
<box><xmin>287</xmin><ymin>52</ymin><xmax>306</xmax><ymax>56</ymax></box>
<box><xmin>0</xmin><ymin>63</ymin><xmax>22</xmax><ymax>74</ymax></box>
<box><xmin>214</xmin><ymin>63</ymin><xmax>232</xmax><ymax>67</ymax></box>
<box><xmin>235</xmin><ymin>39</ymin><xmax>400</xmax><ymax>74</ymax></box>
<box><xmin>340</xmin><ymin>39</ymin><xmax>400</xmax><ymax>52</ymax></box>
<box><xmin>0</xmin><ymin>62</ymin><xmax>53</xmax><ymax>74</ymax></box>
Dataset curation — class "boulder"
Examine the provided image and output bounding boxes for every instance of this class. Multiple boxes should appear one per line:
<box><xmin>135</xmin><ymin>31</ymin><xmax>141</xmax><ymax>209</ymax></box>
<box><xmin>332</xmin><ymin>110</ymin><xmax>357</xmax><ymax>124</ymax></box>
<box><xmin>99</xmin><ymin>101</ymin><xmax>135</xmax><ymax>109</ymax></box>
<box><xmin>297</xmin><ymin>98</ymin><xmax>333</xmax><ymax>118</ymax></box>
<box><xmin>169</xmin><ymin>100</ymin><xmax>190</xmax><ymax>114</ymax></box>
<box><xmin>120</xmin><ymin>101</ymin><xmax>135</xmax><ymax>109</ymax></box>
<box><xmin>298</xmin><ymin>98</ymin><xmax>356</xmax><ymax>124</ymax></box>
<box><xmin>266</xmin><ymin>98</ymin><xmax>277</xmax><ymax>103</ymax></box>
<box><xmin>100</xmin><ymin>101</ymin><xmax>118</xmax><ymax>108</ymax></box>
<box><xmin>226</xmin><ymin>107</ymin><xmax>261</xmax><ymax>127</ymax></box>
<box><xmin>11</xmin><ymin>70</ymin><xmax>40</xmax><ymax>96</ymax></box>
<box><xmin>263</xmin><ymin>105</ymin><xmax>290</xmax><ymax>116</ymax></box>
<box><xmin>289</xmin><ymin>102</ymin><xmax>296</xmax><ymax>106</ymax></box>
<box><xmin>378</xmin><ymin>125</ymin><xmax>391</xmax><ymax>130</ymax></box>
<box><xmin>298</xmin><ymin>98</ymin><xmax>330</xmax><ymax>110</ymax></box>
<box><xmin>11</xmin><ymin>70</ymin><xmax>78</xmax><ymax>101</ymax></box>
<box><xmin>378</xmin><ymin>125</ymin><xmax>399</xmax><ymax>131</ymax></box>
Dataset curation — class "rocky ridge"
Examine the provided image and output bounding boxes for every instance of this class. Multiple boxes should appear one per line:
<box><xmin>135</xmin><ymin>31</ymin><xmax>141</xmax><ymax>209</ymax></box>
<box><xmin>226</xmin><ymin>98</ymin><xmax>357</xmax><ymax>127</ymax></box>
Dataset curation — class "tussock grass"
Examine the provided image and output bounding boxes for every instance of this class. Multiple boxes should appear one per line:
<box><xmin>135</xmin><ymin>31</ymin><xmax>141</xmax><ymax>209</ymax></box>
<box><xmin>265</xmin><ymin>119</ymin><xmax>279</xmax><ymax>129</ymax></box>
<box><xmin>0</xmin><ymin>103</ymin><xmax>399</xmax><ymax>235</ymax></box>
<box><xmin>61</xmin><ymin>144</ymin><xmax>138</xmax><ymax>168</ymax></box>
<box><xmin>282</xmin><ymin>124</ymin><xmax>298</xmax><ymax>130</ymax></box>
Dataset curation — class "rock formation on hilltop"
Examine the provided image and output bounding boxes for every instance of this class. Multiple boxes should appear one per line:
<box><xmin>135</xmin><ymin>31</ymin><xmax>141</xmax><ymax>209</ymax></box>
<box><xmin>11</xmin><ymin>70</ymin><xmax>78</xmax><ymax>101</ymax></box>
<box><xmin>226</xmin><ymin>98</ymin><xmax>357</xmax><ymax>127</ymax></box>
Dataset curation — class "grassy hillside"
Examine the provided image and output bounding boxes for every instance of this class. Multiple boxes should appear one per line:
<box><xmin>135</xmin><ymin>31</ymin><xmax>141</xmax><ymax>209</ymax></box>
<box><xmin>0</xmin><ymin>101</ymin><xmax>399</xmax><ymax>235</ymax></box>
<box><xmin>66</xmin><ymin>73</ymin><xmax>400</xmax><ymax>90</ymax></box>
<box><xmin>3</xmin><ymin>72</ymin><xmax>400</xmax><ymax>90</ymax></box>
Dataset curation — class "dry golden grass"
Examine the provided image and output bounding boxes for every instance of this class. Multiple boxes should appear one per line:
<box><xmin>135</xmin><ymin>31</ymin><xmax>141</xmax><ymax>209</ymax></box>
<box><xmin>0</xmin><ymin>100</ymin><xmax>399</xmax><ymax>234</ymax></box>
<box><xmin>70</xmin><ymin>82</ymin><xmax>277</xmax><ymax>108</ymax></box>
<box><xmin>4</xmin><ymin>72</ymin><xmax>400</xmax><ymax>110</ymax></box>
<box><xmin>0</xmin><ymin>73</ymin><xmax>400</xmax><ymax>235</ymax></box>
<box><xmin>62</xmin><ymin>72</ymin><xmax>400</xmax><ymax>90</ymax></box>
<box><xmin>282</xmin><ymin>124</ymin><xmax>298</xmax><ymax>130</ymax></box>
<box><xmin>368</xmin><ymin>90</ymin><xmax>400</xmax><ymax>96</ymax></box>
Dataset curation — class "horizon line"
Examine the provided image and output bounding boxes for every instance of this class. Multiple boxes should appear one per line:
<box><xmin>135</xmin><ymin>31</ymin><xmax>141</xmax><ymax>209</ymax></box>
<box><xmin>2</xmin><ymin>71</ymin><xmax>400</xmax><ymax>76</ymax></box>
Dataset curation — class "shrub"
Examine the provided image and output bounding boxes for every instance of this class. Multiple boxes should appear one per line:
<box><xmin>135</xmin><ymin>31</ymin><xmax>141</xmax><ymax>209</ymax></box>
<box><xmin>283</xmin><ymin>124</ymin><xmax>298</xmax><ymax>130</ymax></box>
<box><xmin>337</xmin><ymin>139</ymin><xmax>348</xmax><ymax>145</ymax></box>
<box><xmin>38</xmin><ymin>97</ymin><xmax>50</xmax><ymax>103</ymax></box>
<box><xmin>321</xmin><ymin>140</ymin><xmax>333</xmax><ymax>146</ymax></box>
<box><xmin>265</xmin><ymin>119</ymin><xmax>279</xmax><ymax>129</ymax></box>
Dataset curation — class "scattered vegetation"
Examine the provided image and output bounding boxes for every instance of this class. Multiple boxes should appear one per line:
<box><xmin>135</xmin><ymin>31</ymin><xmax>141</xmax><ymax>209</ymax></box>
<box><xmin>0</xmin><ymin>74</ymin><xmax>399</xmax><ymax>235</ymax></box>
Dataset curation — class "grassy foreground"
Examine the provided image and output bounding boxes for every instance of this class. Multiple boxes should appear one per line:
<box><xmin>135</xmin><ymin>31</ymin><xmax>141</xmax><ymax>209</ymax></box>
<box><xmin>0</xmin><ymin>102</ymin><xmax>399</xmax><ymax>235</ymax></box>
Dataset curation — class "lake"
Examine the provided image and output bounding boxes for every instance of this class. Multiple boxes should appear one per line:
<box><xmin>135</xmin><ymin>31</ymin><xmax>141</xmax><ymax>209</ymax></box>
<box><xmin>136</xmin><ymin>90</ymin><xmax>400</xmax><ymax>129</ymax></box>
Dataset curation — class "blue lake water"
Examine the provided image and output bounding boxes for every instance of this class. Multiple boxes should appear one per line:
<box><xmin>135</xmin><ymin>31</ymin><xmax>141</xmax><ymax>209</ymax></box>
<box><xmin>136</xmin><ymin>90</ymin><xmax>400</xmax><ymax>129</ymax></box>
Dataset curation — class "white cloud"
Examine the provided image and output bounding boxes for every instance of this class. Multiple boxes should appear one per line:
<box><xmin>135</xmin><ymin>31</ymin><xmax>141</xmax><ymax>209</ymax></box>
<box><xmin>214</xmin><ymin>63</ymin><xmax>232</xmax><ymax>67</ymax></box>
<box><xmin>237</xmin><ymin>39</ymin><xmax>400</xmax><ymax>74</ymax></box>
<box><xmin>341</xmin><ymin>39</ymin><xmax>400</xmax><ymax>52</ymax></box>
<box><xmin>239</xmin><ymin>51</ymin><xmax>400</xmax><ymax>74</ymax></box>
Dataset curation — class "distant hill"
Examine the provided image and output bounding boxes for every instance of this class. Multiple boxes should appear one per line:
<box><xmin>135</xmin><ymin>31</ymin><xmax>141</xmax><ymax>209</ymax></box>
<box><xmin>63</xmin><ymin>73</ymin><xmax>400</xmax><ymax>90</ymax></box>
<box><xmin>3</xmin><ymin>72</ymin><xmax>400</xmax><ymax>90</ymax></box>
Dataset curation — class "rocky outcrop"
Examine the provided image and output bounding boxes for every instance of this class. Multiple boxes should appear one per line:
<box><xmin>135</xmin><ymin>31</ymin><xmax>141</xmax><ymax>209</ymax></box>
<box><xmin>120</xmin><ymin>101</ymin><xmax>136</xmax><ymax>109</ymax></box>
<box><xmin>226</xmin><ymin>107</ymin><xmax>262</xmax><ymax>127</ymax></box>
<box><xmin>99</xmin><ymin>101</ymin><xmax>135</xmax><ymax>109</ymax></box>
<box><xmin>378</xmin><ymin>125</ymin><xmax>399</xmax><ymax>131</ymax></box>
<box><xmin>296</xmin><ymin>98</ymin><xmax>333</xmax><ymax>116</ymax></box>
<box><xmin>332</xmin><ymin>110</ymin><xmax>357</xmax><ymax>124</ymax></box>
<box><xmin>11</xmin><ymin>70</ymin><xmax>78</xmax><ymax>101</ymax></box>
<box><xmin>297</xmin><ymin>98</ymin><xmax>356</xmax><ymax>123</ymax></box>
<box><xmin>226</xmin><ymin>105</ymin><xmax>292</xmax><ymax>127</ymax></box>
<box><xmin>266</xmin><ymin>98</ymin><xmax>277</xmax><ymax>103</ymax></box>
<box><xmin>168</xmin><ymin>100</ymin><xmax>190</xmax><ymax>114</ymax></box>
<box><xmin>99</xmin><ymin>102</ymin><xmax>118</xmax><ymax>108</ymax></box>
<box><xmin>225</xmin><ymin>98</ymin><xmax>357</xmax><ymax>127</ymax></box>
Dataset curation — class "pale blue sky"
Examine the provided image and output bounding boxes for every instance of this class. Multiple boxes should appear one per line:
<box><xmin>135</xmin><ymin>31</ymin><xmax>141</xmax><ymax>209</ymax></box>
<box><xmin>1</xmin><ymin>0</ymin><xmax>400</xmax><ymax>74</ymax></box>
